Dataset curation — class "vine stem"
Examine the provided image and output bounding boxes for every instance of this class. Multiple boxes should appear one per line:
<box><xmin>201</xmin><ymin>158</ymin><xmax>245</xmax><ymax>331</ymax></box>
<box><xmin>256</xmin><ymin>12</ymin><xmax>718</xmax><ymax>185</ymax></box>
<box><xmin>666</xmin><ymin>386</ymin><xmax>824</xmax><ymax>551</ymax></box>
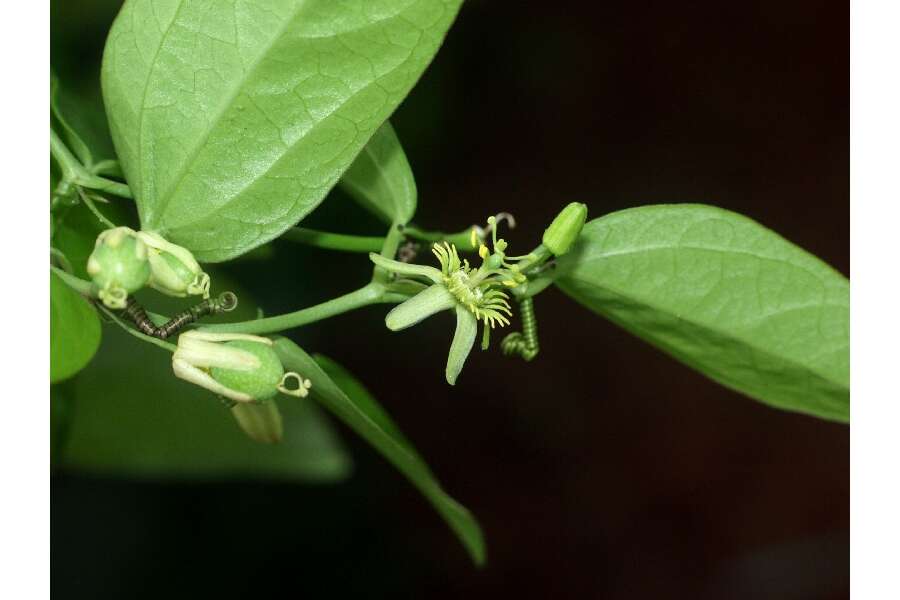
<box><xmin>280</xmin><ymin>224</ymin><xmax>479</xmax><ymax>255</ymax></box>
<box><xmin>97</xmin><ymin>303</ymin><xmax>178</xmax><ymax>353</ymax></box>
<box><xmin>281</xmin><ymin>227</ymin><xmax>384</xmax><ymax>253</ymax></box>
<box><xmin>50</xmin><ymin>129</ymin><xmax>133</xmax><ymax>199</ymax></box>
<box><xmin>401</xmin><ymin>225</ymin><xmax>474</xmax><ymax>249</ymax></box>
<box><xmin>198</xmin><ymin>282</ymin><xmax>399</xmax><ymax>335</ymax></box>
<box><xmin>51</xmin><ymin>265</ymin><xmax>93</xmax><ymax>296</ymax></box>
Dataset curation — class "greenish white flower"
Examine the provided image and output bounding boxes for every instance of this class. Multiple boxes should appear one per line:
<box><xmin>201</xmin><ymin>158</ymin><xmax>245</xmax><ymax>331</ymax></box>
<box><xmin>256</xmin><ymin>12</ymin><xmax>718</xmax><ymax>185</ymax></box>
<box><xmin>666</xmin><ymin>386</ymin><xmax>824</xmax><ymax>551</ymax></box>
<box><xmin>87</xmin><ymin>226</ymin><xmax>151</xmax><ymax>309</ymax></box>
<box><xmin>172</xmin><ymin>331</ymin><xmax>311</xmax><ymax>404</ymax></box>
<box><xmin>136</xmin><ymin>231</ymin><xmax>210</xmax><ymax>299</ymax></box>
<box><xmin>371</xmin><ymin>216</ymin><xmax>529</xmax><ymax>385</ymax></box>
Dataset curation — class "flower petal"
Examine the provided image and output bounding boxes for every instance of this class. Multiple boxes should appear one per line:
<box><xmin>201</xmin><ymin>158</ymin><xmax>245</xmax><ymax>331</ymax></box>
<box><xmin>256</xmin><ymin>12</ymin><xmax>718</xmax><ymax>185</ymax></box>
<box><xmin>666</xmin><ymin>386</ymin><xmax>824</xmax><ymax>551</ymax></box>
<box><xmin>369</xmin><ymin>253</ymin><xmax>443</xmax><ymax>284</ymax></box>
<box><xmin>385</xmin><ymin>284</ymin><xmax>456</xmax><ymax>331</ymax></box>
<box><xmin>446</xmin><ymin>305</ymin><xmax>478</xmax><ymax>386</ymax></box>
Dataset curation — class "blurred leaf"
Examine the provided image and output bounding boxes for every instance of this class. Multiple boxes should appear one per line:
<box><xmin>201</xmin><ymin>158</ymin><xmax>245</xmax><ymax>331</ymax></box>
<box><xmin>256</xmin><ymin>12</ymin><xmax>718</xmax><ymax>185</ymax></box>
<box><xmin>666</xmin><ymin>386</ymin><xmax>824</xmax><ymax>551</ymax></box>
<box><xmin>555</xmin><ymin>204</ymin><xmax>849</xmax><ymax>422</ymax></box>
<box><xmin>102</xmin><ymin>0</ymin><xmax>462</xmax><ymax>262</ymax></box>
<box><xmin>275</xmin><ymin>338</ymin><xmax>486</xmax><ymax>566</ymax></box>
<box><xmin>338</xmin><ymin>121</ymin><xmax>417</xmax><ymax>225</ymax></box>
<box><xmin>51</xmin><ymin>271</ymin><xmax>101</xmax><ymax>383</ymax></box>
<box><xmin>60</xmin><ymin>326</ymin><xmax>352</xmax><ymax>481</ymax></box>
<box><xmin>51</xmin><ymin>381</ymin><xmax>76</xmax><ymax>467</ymax></box>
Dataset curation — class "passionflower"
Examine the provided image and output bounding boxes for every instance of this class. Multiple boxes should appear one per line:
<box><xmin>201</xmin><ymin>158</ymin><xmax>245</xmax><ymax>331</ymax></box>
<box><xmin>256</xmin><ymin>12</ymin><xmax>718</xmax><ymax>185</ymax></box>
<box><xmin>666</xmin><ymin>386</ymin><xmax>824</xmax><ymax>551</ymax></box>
<box><xmin>371</xmin><ymin>216</ymin><xmax>529</xmax><ymax>385</ymax></box>
<box><xmin>172</xmin><ymin>331</ymin><xmax>311</xmax><ymax>404</ymax></box>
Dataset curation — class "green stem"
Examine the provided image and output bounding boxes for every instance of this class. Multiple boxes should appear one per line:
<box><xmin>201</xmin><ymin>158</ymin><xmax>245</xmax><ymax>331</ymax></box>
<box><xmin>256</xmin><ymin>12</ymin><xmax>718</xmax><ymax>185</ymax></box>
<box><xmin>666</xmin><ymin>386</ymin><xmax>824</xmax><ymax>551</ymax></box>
<box><xmin>50</xmin><ymin>129</ymin><xmax>133</xmax><ymax>199</ymax></box>
<box><xmin>402</xmin><ymin>225</ymin><xmax>474</xmax><ymax>250</ymax></box>
<box><xmin>50</xmin><ymin>265</ymin><xmax>176</xmax><ymax>352</ymax></box>
<box><xmin>51</xmin><ymin>265</ymin><xmax>94</xmax><ymax>296</ymax></box>
<box><xmin>281</xmin><ymin>227</ymin><xmax>384</xmax><ymax>253</ymax></box>
<box><xmin>518</xmin><ymin>244</ymin><xmax>552</xmax><ymax>273</ymax></box>
<box><xmin>198</xmin><ymin>282</ymin><xmax>396</xmax><ymax>335</ymax></box>
<box><xmin>77</xmin><ymin>188</ymin><xmax>117</xmax><ymax>229</ymax></box>
<box><xmin>372</xmin><ymin>223</ymin><xmax>404</xmax><ymax>285</ymax></box>
<box><xmin>97</xmin><ymin>303</ymin><xmax>178</xmax><ymax>353</ymax></box>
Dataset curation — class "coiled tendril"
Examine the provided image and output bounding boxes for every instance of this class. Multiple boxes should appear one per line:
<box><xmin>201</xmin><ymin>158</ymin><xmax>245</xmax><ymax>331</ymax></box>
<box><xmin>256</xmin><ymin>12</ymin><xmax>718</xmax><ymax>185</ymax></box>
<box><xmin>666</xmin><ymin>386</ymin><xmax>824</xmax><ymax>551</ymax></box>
<box><xmin>122</xmin><ymin>291</ymin><xmax>238</xmax><ymax>339</ymax></box>
<box><xmin>502</xmin><ymin>296</ymin><xmax>540</xmax><ymax>361</ymax></box>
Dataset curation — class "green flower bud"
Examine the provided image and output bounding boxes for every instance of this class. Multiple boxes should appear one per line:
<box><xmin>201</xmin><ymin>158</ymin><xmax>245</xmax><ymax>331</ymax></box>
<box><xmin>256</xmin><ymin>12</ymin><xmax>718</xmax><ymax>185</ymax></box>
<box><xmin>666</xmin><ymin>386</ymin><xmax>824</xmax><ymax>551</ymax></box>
<box><xmin>172</xmin><ymin>332</ymin><xmax>312</xmax><ymax>405</ymax></box>
<box><xmin>230</xmin><ymin>402</ymin><xmax>284</xmax><ymax>444</ymax></box>
<box><xmin>542</xmin><ymin>202</ymin><xmax>587</xmax><ymax>256</ymax></box>
<box><xmin>211</xmin><ymin>340</ymin><xmax>285</xmax><ymax>402</ymax></box>
<box><xmin>136</xmin><ymin>231</ymin><xmax>210</xmax><ymax>299</ymax></box>
<box><xmin>86</xmin><ymin>226</ymin><xmax>151</xmax><ymax>309</ymax></box>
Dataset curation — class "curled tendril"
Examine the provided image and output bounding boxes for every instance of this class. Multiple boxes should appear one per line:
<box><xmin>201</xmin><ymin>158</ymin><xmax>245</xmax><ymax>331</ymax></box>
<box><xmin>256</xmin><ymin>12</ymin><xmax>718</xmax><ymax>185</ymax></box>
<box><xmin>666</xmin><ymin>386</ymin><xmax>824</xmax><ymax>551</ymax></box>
<box><xmin>277</xmin><ymin>372</ymin><xmax>313</xmax><ymax>398</ymax></box>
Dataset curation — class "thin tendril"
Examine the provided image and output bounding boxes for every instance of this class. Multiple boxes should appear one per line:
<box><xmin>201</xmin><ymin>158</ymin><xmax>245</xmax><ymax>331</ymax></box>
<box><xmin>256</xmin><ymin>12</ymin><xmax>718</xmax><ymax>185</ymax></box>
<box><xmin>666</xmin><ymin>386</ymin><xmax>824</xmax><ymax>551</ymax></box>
<box><xmin>77</xmin><ymin>187</ymin><xmax>116</xmax><ymax>229</ymax></box>
<box><xmin>97</xmin><ymin>303</ymin><xmax>178</xmax><ymax>353</ymax></box>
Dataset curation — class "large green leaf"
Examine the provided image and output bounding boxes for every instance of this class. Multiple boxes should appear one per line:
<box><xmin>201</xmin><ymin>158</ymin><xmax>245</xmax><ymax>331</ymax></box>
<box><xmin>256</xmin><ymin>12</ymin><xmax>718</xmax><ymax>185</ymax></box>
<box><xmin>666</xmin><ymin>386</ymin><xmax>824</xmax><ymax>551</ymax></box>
<box><xmin>59</xmin><ymin>326</ymin><xmax>352</xmax><ymax>481</ymax></box>
<box><xmin>51</xmin><ymin>271</ymin><xmax>102</xmax><ymax>383</ymax></box>
<box><xmin>555</xmin><ymin>204</ymin><xmax>849</xmax><ymax>422</ymax></box>
<box><xmin>102</xmin><ymin>0</ymin><xmax>461</xmax><ymax>262</ymax></box>
<box><xmin>338</xmin><ymin>120</ymin><xmax>417</xmax><ymax>224</ymax></box>
<box><xmin>275</xmin><ymin>339</ymin><xmax>486</xmax><ymax>565</ymax></box>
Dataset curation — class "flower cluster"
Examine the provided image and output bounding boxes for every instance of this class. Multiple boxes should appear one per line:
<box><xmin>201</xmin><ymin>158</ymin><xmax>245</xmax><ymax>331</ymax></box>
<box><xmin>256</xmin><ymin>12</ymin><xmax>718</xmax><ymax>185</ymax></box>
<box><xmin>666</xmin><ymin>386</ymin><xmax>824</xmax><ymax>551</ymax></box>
<box><xmin>87</xmin><ymin>227</ymin><xmax>211</xmax><ymax>308</ymax></box>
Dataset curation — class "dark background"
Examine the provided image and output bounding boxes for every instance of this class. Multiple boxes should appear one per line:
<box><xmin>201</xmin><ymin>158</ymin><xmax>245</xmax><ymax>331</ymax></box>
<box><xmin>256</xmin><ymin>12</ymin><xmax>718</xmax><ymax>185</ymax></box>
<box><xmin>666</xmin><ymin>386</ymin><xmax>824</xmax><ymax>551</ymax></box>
<box><xmin>52</xmin><ymin>1</ymin><xmax>848</xmax><ymax>598</ymax></box>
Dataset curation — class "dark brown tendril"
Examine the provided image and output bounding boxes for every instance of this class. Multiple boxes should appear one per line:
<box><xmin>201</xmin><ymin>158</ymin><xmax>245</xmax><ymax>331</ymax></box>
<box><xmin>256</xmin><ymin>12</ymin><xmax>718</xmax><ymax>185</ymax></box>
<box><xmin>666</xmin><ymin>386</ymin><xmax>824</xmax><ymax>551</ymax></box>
<box><xmin>121</xmin><ymin>292</ymin><xmax>238</xmax><ymax>340</ymax></box>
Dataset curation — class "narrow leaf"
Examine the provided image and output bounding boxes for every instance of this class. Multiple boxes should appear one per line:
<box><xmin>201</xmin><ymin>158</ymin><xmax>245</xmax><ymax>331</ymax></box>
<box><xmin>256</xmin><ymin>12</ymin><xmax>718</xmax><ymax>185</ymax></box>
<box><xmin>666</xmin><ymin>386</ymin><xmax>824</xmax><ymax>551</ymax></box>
<box><xmin>51</xmin><ymin>271</ymin><xmax>101</xmax><ymax>383</ymax></box>
<box><xmin>555</xmin><ymin>204</ymin><xmax>849</xmax><ymax>422</ymax></box>
<box><xmin>339</xmin><ymin>120</ymin><xmax>417</xmax><ymax>225</ymax></box>
<box><xmin>102</xmin><ymin>0</ymin><xmax>462</xmax><ymax>262</ymax></box>
<box><xmin>313</xmin><ymin>354</ymin><xmax>416</xmax><ymax>455</ymax></box>
<box><xmin>274</xmin><ymin>338</ymin><xmax>486</xmax><ymax>566</ymax></box>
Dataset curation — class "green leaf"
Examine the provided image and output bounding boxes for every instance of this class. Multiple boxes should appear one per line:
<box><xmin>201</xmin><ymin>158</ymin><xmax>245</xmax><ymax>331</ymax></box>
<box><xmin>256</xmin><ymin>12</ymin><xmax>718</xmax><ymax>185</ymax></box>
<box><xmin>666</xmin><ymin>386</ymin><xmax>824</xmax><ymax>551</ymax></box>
<box><xmin>555</xmin><ymin>204</ymin><xmax>849</xmax><ymax>422</ymax></box>
<box><xmin>338</xmin><ymin>120</ymin><xmax>417</xmax><ymax>225</ymax></box>
<box><xmin>275</xmin><ymin>338</ymin><xmax>486</xmax><ymax>565</ymax></box>
<box><xmin>102</xmin><ymin>0</ymin><xmax>461</xmax><ymax>262</ymax></box>
<box><xmin>51</xmin><ymin>271</ymin><xmax>102</xmax><ymax>383</ymax></box>
<box><xmin>60</xmin><ymin>326</ymin><xmax>352</xmax><ymax>481</ymax></box>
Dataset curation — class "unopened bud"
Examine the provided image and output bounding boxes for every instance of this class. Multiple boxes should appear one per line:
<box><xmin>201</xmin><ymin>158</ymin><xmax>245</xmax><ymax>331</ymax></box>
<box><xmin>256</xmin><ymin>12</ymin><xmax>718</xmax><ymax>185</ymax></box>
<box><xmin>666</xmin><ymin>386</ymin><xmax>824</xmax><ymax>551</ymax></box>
<box><xmin>210</xmin><ymin>339</ymin><xmax>287</xmax><ymax>402</ymax></box>
<box><xmin>231</xmin><ymin>402</ymin><xmax>284</xmax><ymax>444</ymax></box>
<box><xmin>542</xmin><ymin>202</ymin><xmax>587</xmax><ymax>256</ymax></box>
<box><xmin>86</xmin><ymin>226</ymin><xmax>151</xmax><ymax>308</ymax></box>
<box><xmin>136</xmin><ymin>231</ymin><xmax>210</xmax><ymax>299</ymax></box>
